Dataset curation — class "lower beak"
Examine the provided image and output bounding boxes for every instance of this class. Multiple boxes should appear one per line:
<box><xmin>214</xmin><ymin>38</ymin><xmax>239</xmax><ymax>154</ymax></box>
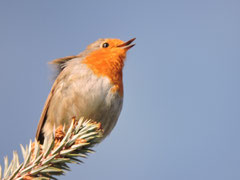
<box><xmin>117</xmin><ymin>38</ymin><xmax>136</xmax><ymax>50</ymax></box>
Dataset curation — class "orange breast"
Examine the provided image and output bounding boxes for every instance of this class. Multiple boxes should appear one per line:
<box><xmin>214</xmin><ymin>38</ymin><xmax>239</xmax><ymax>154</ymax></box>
<box><xmin>82</xmin><ymin>48</ymin><xmax>126</xmax><ymax>96</ymax></box>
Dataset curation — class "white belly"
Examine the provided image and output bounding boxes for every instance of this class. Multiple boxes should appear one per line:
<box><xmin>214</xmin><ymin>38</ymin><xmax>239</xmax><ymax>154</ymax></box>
<box><xmin>43</xmin><ymin>63</ymin><xmax>123</xmax><ymax>139</ymax></box>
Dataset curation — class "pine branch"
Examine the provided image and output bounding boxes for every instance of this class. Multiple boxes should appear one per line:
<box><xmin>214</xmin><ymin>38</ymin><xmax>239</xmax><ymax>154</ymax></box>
<box><xmin>0</xmin><ymin>117</ymin><xmax>103</xmax><ymax>180</ymax></box>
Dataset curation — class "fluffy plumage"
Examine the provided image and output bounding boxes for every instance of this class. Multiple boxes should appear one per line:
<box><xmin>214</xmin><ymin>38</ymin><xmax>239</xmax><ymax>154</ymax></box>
<box><xmin>36</xmin><ymin>38</ymin><xmax>135</xmax><ymax>144</ymax></box>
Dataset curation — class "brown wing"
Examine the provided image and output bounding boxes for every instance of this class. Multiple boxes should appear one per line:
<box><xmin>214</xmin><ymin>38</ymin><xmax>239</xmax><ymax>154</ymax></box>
<box><xmin>36</xmin><ymin>55</ymin><xmax>78</xmax><ymax>143</ymax></box>
<box><xmin>35</xmin><ymin>74</ymin><xmax>60</xmax><ymax>143</ymax></box>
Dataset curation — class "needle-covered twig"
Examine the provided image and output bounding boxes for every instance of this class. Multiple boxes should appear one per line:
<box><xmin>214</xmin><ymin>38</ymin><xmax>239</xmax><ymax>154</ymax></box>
<box><xmin>0</xmin><ymin>117</ymin><xmax>103</xmax><ymax>180</ymax></box>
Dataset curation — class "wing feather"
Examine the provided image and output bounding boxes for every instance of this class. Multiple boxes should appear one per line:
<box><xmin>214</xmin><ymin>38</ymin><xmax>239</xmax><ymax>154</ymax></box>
<box><xmin>35</xmin><ymin>77</ymin><xmax>59</xmax><ymax>143</ymax></box>
<box><xmin>36</xmin><ymin>55</ymin><xmax>78</xmax><ymax>143</ymax></box>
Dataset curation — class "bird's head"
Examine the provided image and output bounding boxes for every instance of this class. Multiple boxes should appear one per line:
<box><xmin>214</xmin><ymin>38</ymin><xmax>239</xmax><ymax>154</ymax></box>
<box><xmin>84</xmin><ymin>38</ymin><xmax>135</xmax><ymax>63</ymax></box>
<box><xmin>82</xmin><ymin>38</ymin><xmax>136</xmax><ymax>96</ymax></box>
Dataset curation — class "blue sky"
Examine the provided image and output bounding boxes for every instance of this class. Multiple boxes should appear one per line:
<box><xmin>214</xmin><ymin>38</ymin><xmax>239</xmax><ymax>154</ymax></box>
<box><xmin>0</xmin><ymin>0</ymin><xmax>240</xmax><ymax>179</ymax></box>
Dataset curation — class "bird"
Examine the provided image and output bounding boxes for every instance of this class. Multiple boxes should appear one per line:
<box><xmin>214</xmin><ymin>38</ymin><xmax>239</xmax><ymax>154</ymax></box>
<box><xmin>35</xmin><ymin>38</ymin><xmax>136</xmax><ymax>144</ymax></box>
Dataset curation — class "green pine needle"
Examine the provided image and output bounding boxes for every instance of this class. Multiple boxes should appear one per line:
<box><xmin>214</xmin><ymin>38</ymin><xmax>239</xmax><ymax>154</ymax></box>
<box><xmin>0</xmin><ymin>117</ymin><xmax>103</xmax><ymax>180</ymax></box>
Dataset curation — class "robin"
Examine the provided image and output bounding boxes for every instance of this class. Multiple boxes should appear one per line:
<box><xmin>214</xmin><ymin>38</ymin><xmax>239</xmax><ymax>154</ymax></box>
<box><xmin>35</xmin><ymin>38</ymin><xmax>136</xmax><ymax>144</ymax></box>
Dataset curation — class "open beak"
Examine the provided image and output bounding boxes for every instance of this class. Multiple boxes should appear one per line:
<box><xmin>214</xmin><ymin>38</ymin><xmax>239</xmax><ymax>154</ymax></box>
<box><xmin>117</xmin><ymin>38</ymin><xmax>136</xmax><ymax>50</ymax></box>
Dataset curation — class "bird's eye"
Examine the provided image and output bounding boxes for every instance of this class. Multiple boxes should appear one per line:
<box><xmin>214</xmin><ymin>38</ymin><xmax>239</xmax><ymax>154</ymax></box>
<box><xmin>102</xmin><ymin>42</ymin><xmax>109</xmax><ymax>48</ymax></box>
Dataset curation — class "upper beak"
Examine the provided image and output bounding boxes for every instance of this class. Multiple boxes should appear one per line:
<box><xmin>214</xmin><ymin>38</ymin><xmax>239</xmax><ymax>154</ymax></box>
<box><xmin>117</xmin><ymin>38</ymin><xmax>136</xmax><ymax>50</ymax></box>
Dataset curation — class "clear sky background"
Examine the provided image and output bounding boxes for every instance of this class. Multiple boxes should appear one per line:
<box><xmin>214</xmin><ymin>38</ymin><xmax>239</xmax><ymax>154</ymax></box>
<box><xmin>0</xmin><ymin>0</ymin><xmax>239</xmax><ymax>180</ymax></box>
